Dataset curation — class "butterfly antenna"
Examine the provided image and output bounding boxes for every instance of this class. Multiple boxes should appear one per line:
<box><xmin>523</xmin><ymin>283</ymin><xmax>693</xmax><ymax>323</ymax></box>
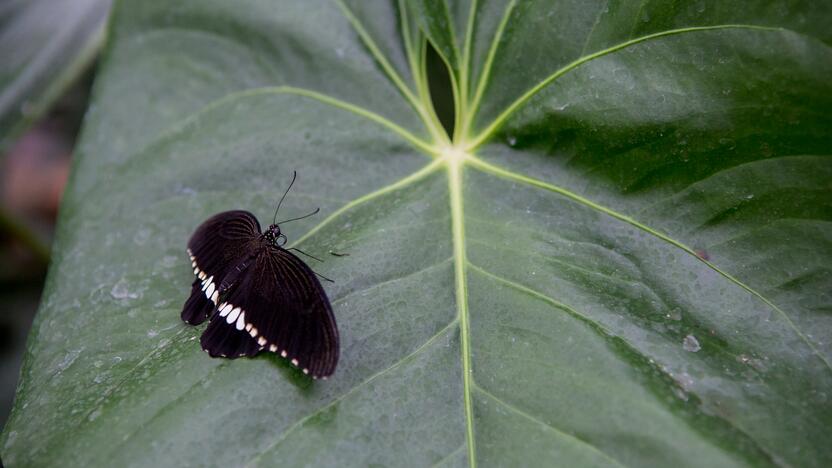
<box><xmin>273</xmin><ymin>171</ymin><xmax>297</xmax><ymax>225</ymax></box>
<box><xmin>277</xmin><ymin>207</ymin><xmax>320</xmax><ymax>225</ymax></box>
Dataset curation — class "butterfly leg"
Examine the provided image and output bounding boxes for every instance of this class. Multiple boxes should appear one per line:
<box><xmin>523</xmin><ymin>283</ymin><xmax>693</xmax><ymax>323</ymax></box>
<box><xmin>286</xmin><ymin>247</ymin><xmax>323</xmax><ymax>263</ymax></box>
<box><xmin>285</xmin><ymin>248</ymin><xmax>333</xmax><ymax>282</ymax></box>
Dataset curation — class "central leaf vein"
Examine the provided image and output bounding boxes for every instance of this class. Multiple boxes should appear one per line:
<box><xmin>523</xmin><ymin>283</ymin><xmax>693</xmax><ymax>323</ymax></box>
<box><xmin>447</xmin><ymin>156</ymin><xmax>477</xmax><ymax>467</ymax></box>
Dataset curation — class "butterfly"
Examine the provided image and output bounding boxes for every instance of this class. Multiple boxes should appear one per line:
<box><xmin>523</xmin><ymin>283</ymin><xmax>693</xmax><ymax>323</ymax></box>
<box><xmin>180</xmin><ymin>173</ymin><xmax>339</xmax><ymax>379</ymax></box>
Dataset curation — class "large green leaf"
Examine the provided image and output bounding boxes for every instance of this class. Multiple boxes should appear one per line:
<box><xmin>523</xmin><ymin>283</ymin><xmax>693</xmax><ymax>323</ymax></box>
<box><xmin>3</xmin><ymin>1</ymin><xmax>831</xmax><ymax>466</ymax></box>
<box><xmin>0</xmin><ymin>0</ymin><xmax>111</xmax><ymax>151</ymax></box>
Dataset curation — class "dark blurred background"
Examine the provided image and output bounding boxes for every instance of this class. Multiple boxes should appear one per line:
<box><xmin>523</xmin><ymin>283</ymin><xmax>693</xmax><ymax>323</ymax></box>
<box><xmin>1</xmin><ymin>0</ymin><xmax>112</xmax><ymax>430</ymax></box>
<box><xmin>0</xmin><ymin>69</ymin><xmax>94</xmax><ymax>427</ymax></box>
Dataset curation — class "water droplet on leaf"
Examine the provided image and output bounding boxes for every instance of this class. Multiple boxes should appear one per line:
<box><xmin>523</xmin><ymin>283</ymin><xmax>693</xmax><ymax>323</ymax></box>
<box><xmin>683</xmin><ymin>334</ymin><xmax>701</xmax><ymax>352</ymax></box>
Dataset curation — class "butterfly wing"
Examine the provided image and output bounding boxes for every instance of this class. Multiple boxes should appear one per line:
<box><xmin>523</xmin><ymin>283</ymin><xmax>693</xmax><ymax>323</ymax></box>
<box><xmin>201</xmin><ymin>247</ymin><xmax>339</xmax><ymax>378</ymax></box>
<box><xmin>182</xmin><ymin>210</ymin><xmax>261</xmax><ymax>325</ymax></box>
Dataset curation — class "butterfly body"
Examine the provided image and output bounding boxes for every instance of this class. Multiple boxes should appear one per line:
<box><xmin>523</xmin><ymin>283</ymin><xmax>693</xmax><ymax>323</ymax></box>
<box><xmin>181</xmin><ymin>210</ymin><xmax>339</xmax><ymax>379</ymax></box>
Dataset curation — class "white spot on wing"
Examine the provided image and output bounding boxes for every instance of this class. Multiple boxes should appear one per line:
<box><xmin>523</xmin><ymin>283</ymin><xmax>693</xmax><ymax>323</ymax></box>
<box><xmin>227</xmin><ymin>307</ymin><xmax>240</xmax><ymax>323</ymax></box>
<box><xmin>235</xmin><ymin>312</ymin><xmax>245</xmax><ymax>330</ymax></box>
<box><xmin>219</xmin><ymin>304</ymin><xmax>232</xmax><ymax>317</ymax></box>
<box><xmin>291</xmin><ymin>359</ymin><xmax>298</xmax><ymax>366</ymax></box>
<box><xmin>269</xmin><ymin>344</ymin><xmax>277</xmax><ymax>352</ymax></box>
<box><xmin>204</xmin><ymin>283</ymin><xmax>215</xmax><ymax>299</ymax></box>
<box><xmin>257</xmin><ymin>337</ymin><xmax>266</xmax><ymax>346</ymax></box>
<box><xmin>210</xmin><ymin>290</ymin><xmax>218</xmax><ymax>304</ymax></box>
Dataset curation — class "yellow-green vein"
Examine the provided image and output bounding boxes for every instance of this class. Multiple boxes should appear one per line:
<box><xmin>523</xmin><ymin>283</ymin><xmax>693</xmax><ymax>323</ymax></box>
<box><xmin>291</xmin><ymin>158</ymin><xmax>444</xmax><ymax>247</ymax></box>
<box><xmin>461</xmin><ymin>0</ymin><xmax>516</xmax><ymax>140</ymax></box>
<box><xmin>467</xmin><ymin>262</ymin><xmax>602</xmax><ymax>324</ymax></box>
<box><xmin>276</xmin><ymin>86</ymin><xmax>439</xmax><ymax>154</ymax></box>
<box><xmin>578</xmin><ymin>0</ymin><xmax>608</xmax><ymax>56</ymax></box>
<box><xmin>336</xmin><ymin>0</ymin><xmax>447</xmax><ymax>145</ymax></box>
<box><xmin>466</xmin><ymin>156</ymin><xmax>832</xmax><ymax>373</ymax></box>
<box><xmin>454</xmin><ymin>0</ymin><xmax>479</xmax><ymax>142</ymax></box>
<box><xmin>399</xmin><ymin>0</ymin><xmax>421</xmax><ymax>88</ymax></box>
<box><xmin>474</xmin><ymin>384</ymin><xmax>629</xmax><ymax>468</ymax></box>
<box><xmin>244</xmin><ymin>318</ymin><xmax>460</xmax><ymax>467</ymax></box>
<box><xmin>466</xmin><ymin>24</ymin><xmax>782</xmax><ymax>150</ymax></box>
<box><xmin>431</xmin><ymin>444</ymin><xmax>466</xmax><ymax>468</ymax></box>
<box><xmin>446</xmin><ymin>155</ymin><xmax>477</xmax><ymax>467</ymax></box>
<box><xmin>331</xmin><ymin>257</ymin><xmax>453</xmax><ymax>307</ymax></box>
<box><xmin>121</xmin><ymin>85</ymin><xmax>437</xmax><ymax>162</ymax></box>
<box><xmin>399</xmin><ymin>3</ymin><xmax>448</xmax><ymax>144</ymax></box>
<box><xmin>419</xmin><ymin>36</ymin><xmax>455</xmax><ymax>145</ymax></box>
<box><xmin>440</xmin><ymin>0</ymin><xmax>463</xmax><ymax>63</ymax></box>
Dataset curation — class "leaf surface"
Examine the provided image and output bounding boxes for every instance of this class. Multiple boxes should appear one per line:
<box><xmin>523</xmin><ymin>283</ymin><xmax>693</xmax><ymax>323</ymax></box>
<box><xmin>2</xmin><ymin>1</ymin><xmax>831</xmax><ymax>467</ymax></box>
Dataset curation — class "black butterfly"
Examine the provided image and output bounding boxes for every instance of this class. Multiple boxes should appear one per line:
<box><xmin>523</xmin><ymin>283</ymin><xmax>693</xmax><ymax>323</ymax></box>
<box><xmin>181</xmin><ymin>173</ymin><xmax>339</xmax><ymax>379</ymax></box>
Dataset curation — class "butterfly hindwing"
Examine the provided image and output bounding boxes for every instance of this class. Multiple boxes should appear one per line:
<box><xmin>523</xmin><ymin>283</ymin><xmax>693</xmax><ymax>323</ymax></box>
<box><xmin>201</xmin><ymin>247</ymin><xmax>339</xmax><ymax>378</ymax></box>
<box><xmin>182</xmin><ymin>279</ymin><xmax>217</xmax><ymax>324</ymax></box>
<box><xmin>182</xmin><ymin>210</ymin><xmax>261</xmax><ymax>325</ymax></box>
<box><xmin>200</xmin><ymin>307</ymin><xmax>262</xmax><ymax>358</ymax></box>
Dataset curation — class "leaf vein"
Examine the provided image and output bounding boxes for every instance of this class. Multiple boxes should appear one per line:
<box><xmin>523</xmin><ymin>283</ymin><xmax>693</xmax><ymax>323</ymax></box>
<box><xmin>431</xmin><ymin>443</ymin><xmax>466</xmax><ymax>468</ymax></box>
<box><xmin>335</xmin><ymin>0</ymin><xmax>447</xmax><ymax>145</ymax></box>
<box><xmin>331</xmin><ymin>256</ymin><xmax>453</xmax><ymax>306</ymax></box>
<box><xmin>466</xmin><ymin>157</ymin><xmax>832</xmax><ymax>373</ymax></box>
<box><xmin>464</xmin><ymin>262</ymin><xmax>792</xmax><ymax>463</ymax></box>
<box><xmin>462</xmin><ymin>0</ymin><xmax>516</xmax><ymax>139</ymax></box>
<box><xmin>467</xmin><ymin>24</ymin><xmax>784</xmax><ymax>149</ymax></box>
<box><xmin>473</xmin><ymin>383</ymin><xmax>630</xmax><ymax>468</ymax></box>
<box><xmin>579</xmin><ymin>0</ymin><xmax>610</xmax><ymax>56</ymax></box>
<box><xmin>244</xmin><ymin>318</ymin><xmax>460</xmax><ymax>466</ymax></box>
<box><xmin>291</xmin><ymin>158</ymin><xmax>443</xmax><ymax>247</ymax></box>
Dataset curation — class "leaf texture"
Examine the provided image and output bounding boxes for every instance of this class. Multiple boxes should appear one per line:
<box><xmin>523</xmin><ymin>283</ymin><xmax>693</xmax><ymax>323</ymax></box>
<box><xmin>2</xmin><ymin>1</ymin><xmax>830</xmax><ymax>467</ymax></box>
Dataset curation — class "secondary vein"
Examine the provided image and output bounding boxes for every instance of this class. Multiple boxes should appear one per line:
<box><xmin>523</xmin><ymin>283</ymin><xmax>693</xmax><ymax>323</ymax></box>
<box><xmin>465</xmin><ymin>156</ymin><xmax>832</xmax><ymax>374</ymax></box>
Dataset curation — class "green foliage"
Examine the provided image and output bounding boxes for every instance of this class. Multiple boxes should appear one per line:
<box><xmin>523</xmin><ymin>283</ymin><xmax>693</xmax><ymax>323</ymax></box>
<box><xmin>3</xmin><ymin>1</ymin><xmax>831</xmax><ymax>466</ymax></box>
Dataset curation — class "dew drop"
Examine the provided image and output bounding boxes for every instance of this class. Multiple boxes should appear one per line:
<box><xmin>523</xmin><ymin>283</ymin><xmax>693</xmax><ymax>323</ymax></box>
<box><xmin>683</xmin><ymin>334</ymin><xmax>701</xmax><ymax>352</ymax></box>
<box><xmin>133</xmin><ymin>228</ymin><xmax>150</xmax><ymax>245</ymax></box>
<box><xmin>111</xmin><ymin>279</ymin><xmax>139</xmax><ymax>300</ymax></box>
<box><xmin>88</xmin><ymin>408</ymin><xmax>102</xmax><ymax>422</ymax></box>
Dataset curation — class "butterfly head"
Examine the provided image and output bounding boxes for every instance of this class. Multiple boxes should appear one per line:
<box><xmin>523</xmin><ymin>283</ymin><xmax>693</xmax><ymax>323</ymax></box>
<box><xmin>264</xmin><ymin>224</ymin><xmax>287</xmax><ymax>247</ymax></box>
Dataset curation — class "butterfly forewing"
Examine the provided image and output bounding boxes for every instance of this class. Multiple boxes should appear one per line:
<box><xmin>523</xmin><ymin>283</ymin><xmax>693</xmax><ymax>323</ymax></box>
<box><xmin>183</xmin><ymin>210</ymin><xmax>260</xmax><ymax>324</ymax></box>
<box><xmin>205</xmin><ymin>248</ymin><xmax>339</xmax><ymax>378</ymax></box>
